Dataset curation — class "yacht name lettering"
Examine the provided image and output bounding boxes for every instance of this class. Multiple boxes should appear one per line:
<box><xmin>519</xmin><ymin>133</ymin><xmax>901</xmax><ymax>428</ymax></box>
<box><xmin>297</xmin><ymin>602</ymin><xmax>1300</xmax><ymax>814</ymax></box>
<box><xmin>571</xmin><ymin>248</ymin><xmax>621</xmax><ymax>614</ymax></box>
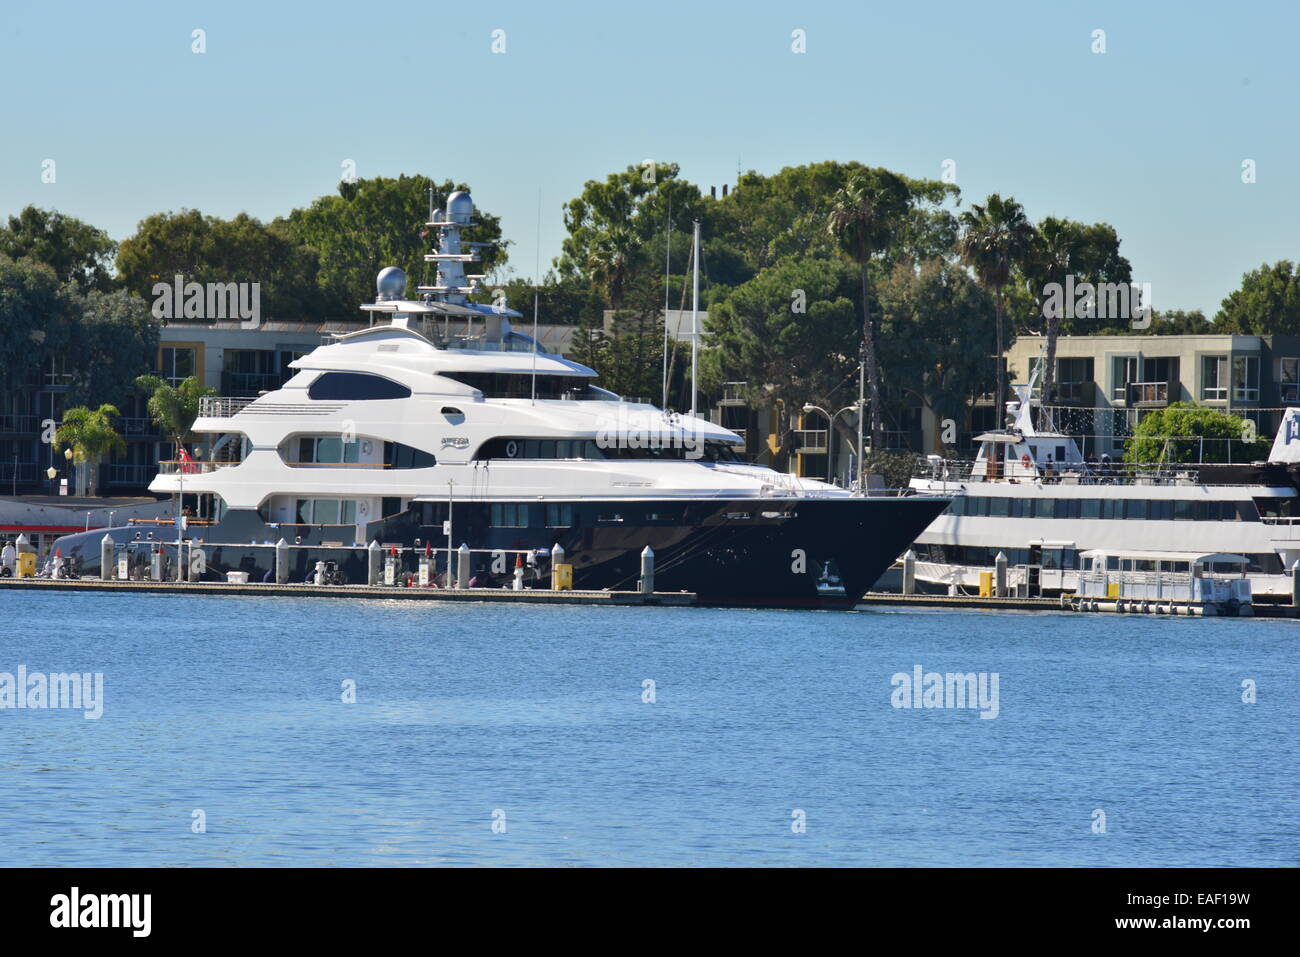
<box><xmin>440</xmin><ymin>436</ymin><xmax>469</xmax><ymax>449</ymax></box>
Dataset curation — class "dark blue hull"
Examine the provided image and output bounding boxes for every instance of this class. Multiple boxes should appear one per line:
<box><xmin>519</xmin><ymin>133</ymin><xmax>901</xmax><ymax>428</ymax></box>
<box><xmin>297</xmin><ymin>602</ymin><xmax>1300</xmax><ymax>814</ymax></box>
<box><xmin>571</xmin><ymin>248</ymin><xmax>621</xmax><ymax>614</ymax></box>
<box><xmin>53</xmin><ymin>496</ymin><xmax>948</xmax><ymax>609</ymax></box>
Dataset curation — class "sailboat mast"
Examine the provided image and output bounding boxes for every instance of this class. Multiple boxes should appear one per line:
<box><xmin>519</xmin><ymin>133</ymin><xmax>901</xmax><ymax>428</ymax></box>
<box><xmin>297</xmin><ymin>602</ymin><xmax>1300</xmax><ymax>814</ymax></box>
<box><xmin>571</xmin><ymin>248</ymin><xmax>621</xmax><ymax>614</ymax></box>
<box><xmin>690</xmin><ymin>219</ymin><xmax>700</xmax><ymax>419</ymax></box>
<box><xmin>661</xmin><ymin>197</ymin><xmax>671</xmax><ymax>409</ymax></box>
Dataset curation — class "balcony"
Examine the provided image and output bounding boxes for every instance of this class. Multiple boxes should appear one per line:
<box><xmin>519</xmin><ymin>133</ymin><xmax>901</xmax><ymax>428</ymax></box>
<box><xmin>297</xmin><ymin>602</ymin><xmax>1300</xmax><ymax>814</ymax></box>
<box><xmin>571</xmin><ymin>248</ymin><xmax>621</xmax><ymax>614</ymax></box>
<box><xmin>719</xmin><ymin>382</ymin><xmax>747</xmax><ymax>407</ymax></box>
<box><xmin>794</xmin><ymin>429</ymin><xmax>828</xmax><ymax>454</ymax></box>
<box><xmin>1125</xmin><ymin>381</ymin><xmax>1169</xmax><ymax>407</ymax></box>
<box><xmin>0</xmin><ymin>414</ymin><xmax>37</xmax><ymax>434</ymax></box>
<box><xmin>1051</xmin><ymin>381</ymin><xmax>1095</xmax><ymax>406</ymax></box>
<box><xmin>222</xmin><ymin>371</ymin><xmax>282</xmax><ymax>396</ymax></box>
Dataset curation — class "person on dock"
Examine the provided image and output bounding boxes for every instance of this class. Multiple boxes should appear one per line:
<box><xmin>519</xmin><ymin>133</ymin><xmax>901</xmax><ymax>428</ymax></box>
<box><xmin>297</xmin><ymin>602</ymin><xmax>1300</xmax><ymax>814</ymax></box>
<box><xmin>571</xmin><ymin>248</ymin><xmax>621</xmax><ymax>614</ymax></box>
<box><xmin>1</xmin><ymin>540</ymin><xmax>14</xmax><ymax>576</ymax></box>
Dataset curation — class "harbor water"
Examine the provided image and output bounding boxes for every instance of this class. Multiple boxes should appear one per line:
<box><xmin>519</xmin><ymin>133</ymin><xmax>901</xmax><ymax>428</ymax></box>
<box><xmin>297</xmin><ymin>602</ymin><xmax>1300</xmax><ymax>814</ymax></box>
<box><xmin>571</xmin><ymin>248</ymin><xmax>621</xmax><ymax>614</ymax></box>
<box><xmin>0</xmin><ymin>591</ymin><xmax>1295</xmax><ymax>867</ymax></box>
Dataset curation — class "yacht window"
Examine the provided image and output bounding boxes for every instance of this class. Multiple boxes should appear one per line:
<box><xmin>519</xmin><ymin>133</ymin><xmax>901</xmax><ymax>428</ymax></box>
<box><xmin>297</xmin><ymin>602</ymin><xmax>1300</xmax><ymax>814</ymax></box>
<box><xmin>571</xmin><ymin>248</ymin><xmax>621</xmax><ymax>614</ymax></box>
<box><xmin>308</xmin><ymin>372</ymin><xmax>411</xmax><ymax>401</ymax></box>
<box><xmin>1007</xmin><ymin>498</ymin><xmax>1022</xmax><ymax>518</ymax></box>
<box><xmin>1060</xmin><ymin>499</ymin><xmax>1081</xmax><ymax>519</ymax></box>
<box><xmin>1081</xmin><ymin>499</ymin><xmax>1101</xmax><ymax>519</ymax></box>
<box><xmin>490</xmin><ymin>503</ymin><xmax>529</xmax><ymax>527</ymax></box>
<box><xmin>1102</xmin><ymin>500</ymin><xmax>1121</xmax><ymax>520</ymax></box>
<box><xmin>314</xmin><ymin>500</ymin><xmax>340</xmax><ymax>525</ymax></box>
<box><xmin>1149</xmin><ymin>500</ymin><xmax>1172</xmax><ymax>521</ymax></box>
<box><xmin>1173</xmin><ymin>500</ymin><xmax>1194</xmax><ymax>521</ymax></box>
<box><xmin>1126</xmin><ymin>500</ymin><xmax>1148</xmax><ymax>520</ymax></box>
<box><xmin>989</xmin><ymin>498</ymin><xmax>1009</xmax><ymax>517</ymax></box>
<box><xmin>384</xmin><ymin>443</ymin><xmax>437</xmax><ymax>469</ymax></box>
<box><xmin>1037</xmin><ymin>499</ymin><xmax>1056</xmax><ymax>518</ymax></box>
<box><xmin>545</xmin><ymin>504</ymin><xmax>575</xmax><ymax>527</ymax></box>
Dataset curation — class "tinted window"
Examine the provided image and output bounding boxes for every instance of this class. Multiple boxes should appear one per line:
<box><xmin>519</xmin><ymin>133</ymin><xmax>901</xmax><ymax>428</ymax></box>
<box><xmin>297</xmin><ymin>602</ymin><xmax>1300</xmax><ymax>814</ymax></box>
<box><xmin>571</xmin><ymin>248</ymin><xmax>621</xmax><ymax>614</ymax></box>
<box><xmin>308</xmin><ymin>372</ymin><xmax>411</xmax><ymax>400</ymax></box>
<box><xmin>1081</xmin><ymin>499</ymin><xmax>1100</xmax><ymax>519</ymax></box>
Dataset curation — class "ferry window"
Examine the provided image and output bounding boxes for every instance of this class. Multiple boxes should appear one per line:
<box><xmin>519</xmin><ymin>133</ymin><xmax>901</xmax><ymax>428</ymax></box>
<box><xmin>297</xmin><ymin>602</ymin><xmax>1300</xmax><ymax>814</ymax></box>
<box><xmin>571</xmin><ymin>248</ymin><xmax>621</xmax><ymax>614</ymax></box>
<box><xmin>1126</xmin><ymin>500</ymin><xmax>1148</xmax><ymax>520</ymax></box>
<box><xmin>1174</xmin><ymin>500</ymin><xmax>1194</xmax><ymax>521</ymax></box>
<box><xmin>1170</xmin><ymin>561</ymin><xmax>1189</xmax><ymax>573</ymax></box>
<box><xmin>545</xmin><ymin>504</ymin><xmax>574</xmax><ymax>527</ymax></box>
<box><xmin>308</xmin><ymin>372</ymin><xmax>411</xmax><ymax>401</ymax></box>
<box><xmin>1136</xmin><ymin>559</ymin><xmax>1155</xmax><ymax>572</ymax></box>
<box><xmin>1192</xmin><ymin>501</ymin><xmax>1208</xmax><ymax>522</ymax></box>
<box><xmin>1106</xmin><ymin>557</ymin><xmax>1119</xmax><ymax>571</ymax></box>
<box><xmin>1149</xmin><ymin>499</ymin><xmax>1172</xmax><ymax>521</ymax></box>
<box><xmin>989</xmin><ymin>498</ymin><xmax>1009</xmax><ymax>517</ymax></box>
<box><xmin>1081</xmin><ymin>499</ymin><xmax>1101</xmax><ymax>519</ymax></box>
<box><xmin>1062</xmin><ymin>549</ymin><xmax>1077</xmax><ymax>570</ymax></box>
<box><xmin>1038</xmin><ymin>499</ymin><xmax>1056</xmax><ymax>518</ymax></box>
<box><xmin>1042</xmin><ymin>551</ymin><xmax>1059</xmax><ymax>569</ymax></box>
<box><xmin>1007</xmin><ymin>498</ymin><xmax>1023</xmax><ymax>518</ymax></box>
<box><xmin>1060</xmin><ymin>499</ymin><xmax>1081</xmax><ymax>519</ymax></box>
<box><xmin>1102</xmin><ymin>500</ymin><xmax>1121</xmax><ymax>520</ymax></box>
<box><xmin>490</xmin><ymin>503</ymin><xmax>528</xmax><ymax>527</ymax></box>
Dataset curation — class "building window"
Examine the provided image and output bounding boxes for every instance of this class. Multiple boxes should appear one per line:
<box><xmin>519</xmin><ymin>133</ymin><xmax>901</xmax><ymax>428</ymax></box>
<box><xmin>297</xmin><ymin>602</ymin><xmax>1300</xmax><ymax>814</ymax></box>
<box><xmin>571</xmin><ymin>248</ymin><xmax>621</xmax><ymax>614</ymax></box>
<box><xmin>1280</xmin><ymin>358</ymin><xmax>1300</xmax><ymax>402</ymax></box>
<box><xmin>1111</xmin><ymin>356</ymin><xmax>1138</xmax><ymax>401</ymax></box>
<box><xmin>1201</xmin><ymin>355</ymin><xmax>1228</xmax><ymax>400</ymax></box>
<box><xmin>1233</xmin><ymin>356</ymin><xmax>1260</xmax><ymax>402</ymax></box>
<box><xmin>160</xmin><ymin>347</ymin><xmax>196</xmax><ymax>387</ymax></box>
<box><xmin>1055</xmin><ymin>358</ymin><xmax>1092</xmax><ymax>402</ymax></box>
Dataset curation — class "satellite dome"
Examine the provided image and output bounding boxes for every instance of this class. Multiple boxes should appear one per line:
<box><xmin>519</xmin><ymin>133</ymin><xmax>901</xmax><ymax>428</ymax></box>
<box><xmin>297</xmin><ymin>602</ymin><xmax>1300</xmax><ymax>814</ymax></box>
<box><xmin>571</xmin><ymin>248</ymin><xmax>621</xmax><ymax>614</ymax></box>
<box><xmin>376</xmin><ymin>266</ymin><xmax>407</xmax><ymax>300</ymax></box>
<box><xmin>446</xmin><ymin>190</ymin><xmax>474</xmax><ymax>224</ymax></box>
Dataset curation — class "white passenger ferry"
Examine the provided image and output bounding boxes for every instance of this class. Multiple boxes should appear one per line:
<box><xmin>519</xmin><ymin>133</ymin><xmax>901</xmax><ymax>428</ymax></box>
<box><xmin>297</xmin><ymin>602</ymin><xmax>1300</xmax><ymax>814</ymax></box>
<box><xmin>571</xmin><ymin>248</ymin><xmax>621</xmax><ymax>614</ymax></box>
<box><xmin>909</xmin><ymin>381</ymin><xmax>1300</xmax><ymax>600</ymax></box>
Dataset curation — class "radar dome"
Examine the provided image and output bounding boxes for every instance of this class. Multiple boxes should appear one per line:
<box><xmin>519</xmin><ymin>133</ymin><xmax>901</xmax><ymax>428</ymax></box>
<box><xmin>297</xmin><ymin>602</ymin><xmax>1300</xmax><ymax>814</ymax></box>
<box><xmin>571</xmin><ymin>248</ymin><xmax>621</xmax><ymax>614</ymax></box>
<box><xmin>376</xmin><ymin>266</ymin><xmax>407</xmax><ymax>300</ymax></box>
<box><xmin>446</xmin><ymin>190</ymin><xmax>474</xmax><ymax>224</ymax></box>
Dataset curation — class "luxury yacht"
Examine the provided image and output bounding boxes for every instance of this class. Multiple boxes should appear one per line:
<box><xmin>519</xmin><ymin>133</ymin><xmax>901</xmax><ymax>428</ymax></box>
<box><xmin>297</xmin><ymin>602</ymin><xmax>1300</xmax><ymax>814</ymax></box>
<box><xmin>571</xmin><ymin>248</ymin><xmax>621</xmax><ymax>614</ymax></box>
<box><xmin>908</xmin><ymin>376</ymin><xmax>1300</xmax><ymax>600</ymax></box>
<box><xmin>55</xmin><ymin>191</ymin><xmax>949</xmax><ymax>608</ymax></box>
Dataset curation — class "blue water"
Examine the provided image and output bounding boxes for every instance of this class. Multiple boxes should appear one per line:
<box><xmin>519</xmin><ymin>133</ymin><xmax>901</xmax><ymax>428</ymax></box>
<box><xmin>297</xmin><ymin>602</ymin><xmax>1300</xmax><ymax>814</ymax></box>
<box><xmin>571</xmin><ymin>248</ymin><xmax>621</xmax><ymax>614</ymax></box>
<box><xmin>0</xmin><ymin>591</ymin><xmax>1295</xmax><ymax>867</ymax></box>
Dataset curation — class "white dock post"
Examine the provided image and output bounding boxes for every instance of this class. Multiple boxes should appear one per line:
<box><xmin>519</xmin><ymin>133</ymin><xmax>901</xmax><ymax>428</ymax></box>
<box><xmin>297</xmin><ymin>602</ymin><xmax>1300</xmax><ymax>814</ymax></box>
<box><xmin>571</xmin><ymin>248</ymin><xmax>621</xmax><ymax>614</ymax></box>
<box><xmin>150</xmin><ymin>545</ymin><xmax>163</xmax><ymax>582</ymax></box>
<box><xmin>995</xmin><ymin>551</ymin><xmax>1008</xmax><ymax>598</ymax></box>
<box><xmin>902</xmin><ymin>549</ymin><xmax>916</xmax><ymax>596</ymax></box>
<box><xmin>640</xmin><ymin>545</ymin><xmax>655</xmax><ymax>595</ymax></box>
<box><xmin>551</xmin><ymin>542</ymin><xmax>566</xmax><ymax>590</ymax></box>
<box><xmin>275</xmin><ymin>538</ymin><xmax>289</xmax><ymax>585</ymax></box>
<box><xmin>457</xmin><ymin>543</ymin><xmax>471</xmax><ymax>589</ymax></box>
<box><xmin>100</xmin><ymin>534</ymin><xmax>114</xmax><ymax>581</ymax></box>
<box><xmin>1292</xmin><ymin>560</ymin><xmax>1300</xmax><ymax>609</ymax></box>
<box><xmin>368</xmin><ymin>541</ymin><xmax>381</xmax><ymax>586</ymax></box>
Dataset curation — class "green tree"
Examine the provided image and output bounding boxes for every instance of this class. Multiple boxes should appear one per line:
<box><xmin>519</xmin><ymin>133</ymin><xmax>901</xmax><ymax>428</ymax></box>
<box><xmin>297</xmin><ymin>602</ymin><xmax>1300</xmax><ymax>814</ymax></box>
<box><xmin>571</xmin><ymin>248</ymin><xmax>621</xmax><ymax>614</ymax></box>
<box><xmin>0</xmin><ymin>254</ymin><xmax>80</xmax><ymax>393</ymax></box>
<box><xmin>827</xmin><ymin>168</ymin><xmax>913</xmax><ymax>451</ymax></box>
<box><xmin>54</xmin><ymin>405</ymin><xmax>126</xmax><ymax>497</ymax></box>
<box><xmin>703</xmin><ymin>258</ymin><xmax>862</xmax><ymax>465</ymax></box>
<box><xmin>134</xmin><ymin>375</ymin><xmax>216</xmax><ymax>454</ymax></box>
<box><xmin>1214</xmin><ymin>261</ymin><xmax>1300</xmax><ymax>334</ymax></box>
<box><xmin>116</xmin><ymin>209</ymin><xmax>324</xmax><ymax>321</ymax></box>
<box><xmin>958</xmin><ymin>194</ymin><xmax>1035</xmax><ymax>415</ymax></box>
<box><xmin>1124</xmin><ymin>403</ymin><xmax>1270</xmax><ymax>465</ymax></box>
<box><xmin>282</xmin><ymin>175</ymin><xmax>507</xmax><ymax>318</ymax></box>
<box><xmin>877</xmin><ymin>259</ymin><xmax>997</xmax><ymax>447</ymax></box>
<box><xmin>0</xmin><ymin>206</ymin><xmax>117</xmax><ymax>292</ymax></box>
<box><xmin>66</xmin><ymin>290</ymin><xmax>161</xmax><ymax>407</ymax></box>
<box><xmin>1022</xmin><ymin>217</ymin><xmax>1131</xmax><ymax>402</ymax></box>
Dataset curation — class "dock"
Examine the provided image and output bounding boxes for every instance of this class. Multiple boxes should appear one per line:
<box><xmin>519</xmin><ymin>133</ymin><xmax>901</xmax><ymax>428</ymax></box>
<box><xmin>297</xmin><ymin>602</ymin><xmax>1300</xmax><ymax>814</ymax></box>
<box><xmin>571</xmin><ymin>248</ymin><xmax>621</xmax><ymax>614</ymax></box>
<box><xmin>0</xmin><ymin>577</ymin><xmax>696</xmax><ymax>606</ymax></box>
<box><xmin>860</xmin><ymin>590</ymin><xmax>1299</xmax><ymax>618</ymax></box>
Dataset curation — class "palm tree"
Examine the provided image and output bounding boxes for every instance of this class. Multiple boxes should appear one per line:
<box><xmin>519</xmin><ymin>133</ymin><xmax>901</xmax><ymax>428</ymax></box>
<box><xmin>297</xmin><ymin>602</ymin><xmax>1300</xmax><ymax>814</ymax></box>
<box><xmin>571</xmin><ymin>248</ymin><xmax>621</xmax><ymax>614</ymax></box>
<box><xmin>1024</xmin><ymin>217</ymin><xmax>1080</xmax><ymax>406</ymax></box>
<box><xmin>587</xmin><ymin>225</ymin><xmax>641</xmax><ymax>309</ymax></box>
<box><xmin>54</xmin><ymin>405</ymin><xmax>125</xmax><ymax>497</ymax></box>
<box><xmin>135</xmin><ymin>374</ymin><xmax>216</xmax><ymax>456</ymax></box>
<box><xmin>827</xmin><ymin>170</ymin><xmax>912</xmax><ymax>455</ymax></box>
<box><xmin>958</xmin><ymin>194</ymin><xmax>1035</xmax><ymax>419</ymax></box>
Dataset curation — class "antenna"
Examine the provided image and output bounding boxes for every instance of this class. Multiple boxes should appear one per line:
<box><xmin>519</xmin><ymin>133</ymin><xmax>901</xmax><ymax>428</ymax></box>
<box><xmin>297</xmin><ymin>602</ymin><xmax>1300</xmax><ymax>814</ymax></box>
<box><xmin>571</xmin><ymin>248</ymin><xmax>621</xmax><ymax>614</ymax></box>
<box><xmin>531</xmin><ymin>187</ymin><xmax>541</xmax><ymax>405</ymax></box>
<box><xmin>690</xmin><ymin>219</ymin><xmax>700</xmax><ymax>419</ymax></box>
<box><xmin>661</xmin><ymin>196</ymin><xmax>671</xmax><ymax>409</ymax></box>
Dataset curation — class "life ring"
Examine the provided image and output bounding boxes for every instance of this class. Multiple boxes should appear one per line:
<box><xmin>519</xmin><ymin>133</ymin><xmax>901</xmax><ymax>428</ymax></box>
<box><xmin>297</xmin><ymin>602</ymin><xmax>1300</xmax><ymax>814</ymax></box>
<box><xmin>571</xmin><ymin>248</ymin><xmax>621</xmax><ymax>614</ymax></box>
<box><xmin>505</xmin><ymin>440</ymin><xmax>519</xmax><ymax>458</ymax></box>
<box><xmin>358</xmin><ymin>501</ymin><xmax>369</xmax><ymax>517</ymax></box>
<box><xmin>360</xmin><ymin>440</ymin><xmax>372</xmax><ymax>456</ymax></box>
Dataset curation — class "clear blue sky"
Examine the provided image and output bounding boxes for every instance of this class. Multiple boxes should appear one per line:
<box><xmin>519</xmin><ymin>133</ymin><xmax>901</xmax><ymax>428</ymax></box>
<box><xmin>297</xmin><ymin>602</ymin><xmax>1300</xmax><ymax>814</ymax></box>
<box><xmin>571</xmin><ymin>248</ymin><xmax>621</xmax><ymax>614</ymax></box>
<box><xmin>1</xmin><ymin>0</ymin><xmax>1295</xmax><ymax>315</ymax></box>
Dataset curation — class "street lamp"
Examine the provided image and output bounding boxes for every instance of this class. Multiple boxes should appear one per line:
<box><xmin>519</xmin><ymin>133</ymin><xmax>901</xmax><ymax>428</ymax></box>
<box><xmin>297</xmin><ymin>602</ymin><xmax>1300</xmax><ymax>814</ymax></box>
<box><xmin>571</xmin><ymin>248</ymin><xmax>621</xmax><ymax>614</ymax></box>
<box><xmin>802</xmin><ymin>403</ymin><xmax>861</xmax><ymax>489</ymax></box>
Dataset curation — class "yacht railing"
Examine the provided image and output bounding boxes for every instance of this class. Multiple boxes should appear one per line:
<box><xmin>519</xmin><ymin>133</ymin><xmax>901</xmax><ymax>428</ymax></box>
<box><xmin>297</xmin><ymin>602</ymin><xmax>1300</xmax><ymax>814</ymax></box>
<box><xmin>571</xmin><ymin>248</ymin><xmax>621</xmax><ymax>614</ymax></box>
<box><xmin>157</xmin><ymin>460</ymin><xmax>232</xmax><ymax>475</ymax></box>
<box><xmin>913</xmin><ymin>456</ymin><xmax>1215</xmax><ymax>487</ymax></box>
<box><xmin>198</xmin><ymin>396</ymin><xmax>256</xmax><ymax>418</ymax></box>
